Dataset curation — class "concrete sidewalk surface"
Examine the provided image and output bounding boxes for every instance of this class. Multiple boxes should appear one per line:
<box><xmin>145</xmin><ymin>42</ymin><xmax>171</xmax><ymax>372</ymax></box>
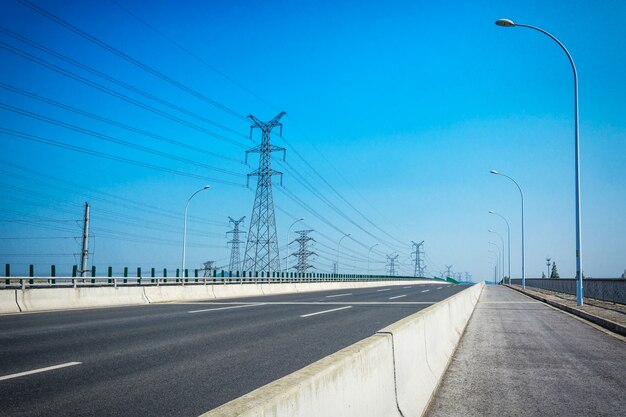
<box><xmin>425</xmin><ymin>286</ymin><xmax>626</xmax><ymax>417</ymax></box>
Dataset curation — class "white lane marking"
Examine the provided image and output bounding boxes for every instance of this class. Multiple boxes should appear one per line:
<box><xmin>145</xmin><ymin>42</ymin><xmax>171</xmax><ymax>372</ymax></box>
<box><xmin>300</xmin><ymin>306</ymin><xmax>352</xmax><ymax>318</ymax></box>
<box><xmin>389</xmin><ymin>295</ymin><xmax>406</xmax><ymax>300</ymax></box>
<box><xmin>421</xmin><ymin>290</ymin><xmax>430</xmax><ymax>293</ymax></box>
<box><xmin>0</xmin><ymin>362</ymin><xmax>82</xmax><ymax>381</ymax></box>
<box><xmin>325</xmin><ymin>293</ymin><xmax>352</xmax><ymax>298</ymax></box>
<box><xmin>437</xmin><ymin>287</ymin><xmax>442</xmax><ymax>289</ymax></box>
<box><xmin>188</xmin><ymin>303</ymin><xmax>265</xmax><ymax>314</ymax></box>
<box><xmin>403</xmin><ymin>286</ymin><xmax>412</xmax><ymax>289</ymax></box>
<box><xmin>376</xmin><ymin>289</ymin><xmax>391</xmax><ymax>292</ymax></box>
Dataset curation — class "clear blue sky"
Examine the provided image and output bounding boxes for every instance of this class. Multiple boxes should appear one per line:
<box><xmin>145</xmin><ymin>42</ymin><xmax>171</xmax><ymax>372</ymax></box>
<box><xmin>1</xmin><ymin>0</ymin><xmax>624</xmax><ymax>279</ymax></box>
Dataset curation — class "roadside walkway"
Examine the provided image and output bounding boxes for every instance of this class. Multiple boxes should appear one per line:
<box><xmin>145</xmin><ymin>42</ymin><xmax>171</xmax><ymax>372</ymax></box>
<box><xmin>425</xmin><ymin>285</ymin><xmax>626</xmax><ymax>417</ymax></box>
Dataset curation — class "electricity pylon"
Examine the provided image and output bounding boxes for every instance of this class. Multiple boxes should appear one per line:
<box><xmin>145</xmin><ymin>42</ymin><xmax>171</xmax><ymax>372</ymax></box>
<box><xmin>202</xmin><ymin>261</ymin><xmax>215</xmax><ymax>277</ymax></box>
<box><xmin>290</xmin><ymin>229</ymin><xmax>316</xmax><ymax>273</ymax></box>
<box><xmin>445</xmin><ymin>265</ymin><xmax>453</xmax><ymax>279</ymax></box>
<box><xmin>411</xmin><ymin>240</ymin><xmax>425</xmax><ymax>277</ymax></box>
<box><xmin>227</xmin><ymin>216</ymin><xmax>246</xmax><ymax>272</ymax></box>
<box><xmin>242</xmin><ymin>112</ymin><xmax>286</xmax><ymax>274</ymax></box>
<box><xmin>386</xmin><ymin>254</ymin><xmax>399</xmax><ymax>276</ymax></box>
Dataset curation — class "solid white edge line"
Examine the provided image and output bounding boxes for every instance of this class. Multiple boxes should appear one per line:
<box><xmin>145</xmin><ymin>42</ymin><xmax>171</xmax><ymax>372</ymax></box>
<box><xmin>188</xmin><ymin>303</ymin><xmax>265</xmax><ymax>314</ymax></box>
<box><xmin>376</xmin><ymin>288</ymin><xmax>391</xmax><ymax>292</ymax></box>
<box><xmin>325</xmin><ymin>293</ymin><xmax>352</xmax><ymax>298</ymax></box>
<box><xmin>0</xmin><ymin>362</ymin><xmax>82</xmax><ymax>381</ymax></box>
<box><xmin>389</xmin><ymin>295</ymin><xmax>406</xmax><ymax>300</ymax></box>
<box><xmin>300</xmin><ymin>306</ymin><xmax>352</xmax><ymax>318</ymax></box>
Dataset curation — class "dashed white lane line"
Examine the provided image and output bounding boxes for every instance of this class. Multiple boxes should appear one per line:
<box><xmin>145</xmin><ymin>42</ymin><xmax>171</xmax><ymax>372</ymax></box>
<box><xmin>0</xmin><ymin>362</ymin><xmax>82</xmax><ymax>382</ymax></box>
<box><xmin>376</xmin><ymin>288</ymin><xmax>391</xmax><ymax>292</ymax></box>
<box><xmin>325</xmin><ymin>293</ymin><xmax>352</xmax><ymax>298</ymax></box>
<box><xmin>389</xmin><ymin>295</ymin><xmax>406</xmax><ymax>300</ymax></box>
<box><xmin>437</xmin><ymin>287</ymin><xmax>442</xmax><ymax>289</ymax></box>
<box><xmin>421</xmin><ymin>290</ymin><xmax>430</xmax><ymax>293</ymax></box>
<box><xmin>403</xmin><ymin>286</ymin><xmax>412</xmax><ymax>289</ymax></box>
<box><xmin>300</xmin><ymin>306</ymin><xmax>352</xmax><ymax>318</ymax></box>
<box><xmin>188</xmin><ymin>303</ymin><xmax>265</xmax><ymax>314</ymax></box>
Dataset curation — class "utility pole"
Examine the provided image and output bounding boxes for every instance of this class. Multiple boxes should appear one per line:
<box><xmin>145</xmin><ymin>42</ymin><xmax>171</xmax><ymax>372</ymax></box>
<box><xmin>411</xmin><ymin>240</ymin><xmax>425</xmax><ymax>277</ymax></box>
<box><xmin>290</xmin><ymin>230</ymin><xmax>316</xmax><ymax>273</ymax></box>
<box><xmin>386</xmin><ymin>254</ymin><xmax>399</xmax><ymax>276</ymax></box>
<box><xmin>227</xmin><ymin>216</ymin><xmax>246</xmax><ymax>272</ymax></box>
<box><xmin>243</xmin><ymin>112</ymin><xmax>286</xmax><ymax>274</ymax></box>
<box><xmin>80</xmin><ymin>202</ymin><xmax>90</xmax><ymax>277</ymax></box>
<box><xmin>546</xmin><ymin>257</ymin><xmax>551</xmax><ymax>279</ymax></box>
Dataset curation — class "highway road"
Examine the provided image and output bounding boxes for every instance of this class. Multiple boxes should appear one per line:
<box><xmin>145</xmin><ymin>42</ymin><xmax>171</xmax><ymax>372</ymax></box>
<box><xmin>0</xmin><ymin>282</ymin><xmax>466</xmax><ymax>417</ymax></box>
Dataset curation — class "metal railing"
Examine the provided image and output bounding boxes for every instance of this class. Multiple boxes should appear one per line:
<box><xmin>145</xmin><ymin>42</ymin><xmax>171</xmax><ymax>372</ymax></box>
<box><xmin>511</xmin><ymin>278</ymin><xmax>626</xmax><ymax>304</ymax></box>
<box><xmin>1</xmin><ymin>274</ymin><xmax>440</xmax><ymax>290</ymax></box>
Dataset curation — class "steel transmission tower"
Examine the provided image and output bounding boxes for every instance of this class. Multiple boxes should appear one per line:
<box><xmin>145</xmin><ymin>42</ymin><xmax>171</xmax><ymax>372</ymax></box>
<box><xmin>445</xmin><ymin>265</ymin><xmax>453</xmax><ymax>279</ymax></box>
<box><xmin>227</xmin><ymin>216</ymin><xmax>246</xmax><ymax>272</ymax></box>
<box><xmin>242</xmin><ymin>112</ymin><xmax>287</xmax><ymax>274</ymax></box>
<box><xmin>386</xmin><ymin>254</ymin><xmax>399</xmax><ymax>276</ymax></box>
<box><xmin>290</xmin><ymin>230</ymin><xmax>316</xmax><ymax>273</ymax></box>
<box><xmin>411</xmin><ymin>240</ymin><xmax>425</xmax><ymax>277</ymax></box>
<box><xmin>202</xmin><ymin>261</ymin><xmax>215</xmax><ymax>277</ymax></box>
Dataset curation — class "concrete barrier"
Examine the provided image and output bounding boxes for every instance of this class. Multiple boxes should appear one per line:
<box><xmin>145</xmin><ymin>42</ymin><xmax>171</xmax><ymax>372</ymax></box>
<box><xmin>0</xmin><ymin>290</ymin><xmax>20</xmax><ymax>313</ymax></box>
<box><xmin>3</xmin><ymin>279</ymin><xmax>446</xmax><ymax>313</ymax></box>
<box><xmin>382</xmin><ymin>282</ymin><xmax>483</xmax><ymax>416</ymax></box>
<box><xmin>204</xmin><ymin>334</ymin><xmax>402</xmax><ymax>417</ymax></box>
<box><xmin>16</xmin><ymin>287</ymin><xmax>148</xmax><ymax>312</ymax></box>
<box><xmin>143</xmin><ymin>285</ymin><xmax>215</xmax><ymax>303</ymax></box>
<box><xmin>201</xmin><ymin>282</ymin><xmax>484</xmax><ymax>417</ymax></box>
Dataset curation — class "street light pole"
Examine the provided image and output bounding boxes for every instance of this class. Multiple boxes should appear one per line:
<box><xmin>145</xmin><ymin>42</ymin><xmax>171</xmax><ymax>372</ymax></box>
<box><xmin>285</xmin><ymin>217</ymin><xmax>304</xmax><ymax>269</ymax></box>
<box><xmin>490</xmin><ymin>170</ymin><xmax>525</xmax><ymax>289</ymax></box>
<box><xmin>336</xmin><ymin>233</ymin><xmax>351</xmax><ymax>276</ymax></box>
<box><xmin>489</xmin><ymin>229</ymin><xmax>506</xmax><ymax>284</ymax></box>
<box><xmin>488</xmin><ymin>250</ymin><xmax>499</xmax><ymax>285</ymax></box>
<box><xmin>181</xmin><ymin>185</ymin><xmax>211</xmax><ymax>283</ymax></box>
<box><xmin>495</xmin><ymin>18</ymin><xmax>583</xmax><ymax>305</ymax></box>
<box><xmin>488</xmin><ymin>242</ymin><xmax>502</xmax><ymax>284</ymax></box>
<box><xmin>368</xmin><ymin>243</ymin><xmax>380</xmax><ymax>276</ymax></box>
<box><xmin>489</xmin><ymin>211</ymin><xmax>511</xmax><ymax>284</ymax></box>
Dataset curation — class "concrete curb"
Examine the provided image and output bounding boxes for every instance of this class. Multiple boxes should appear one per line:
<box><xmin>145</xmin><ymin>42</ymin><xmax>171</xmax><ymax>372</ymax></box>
<box><xmin>200</xmin><ymin>282</ymin><xmax>484</xmax><ymax>417</ymax></box>
<box><xmin>507</xmin><ymin>285</ymin><xmax>626</xmax><ymax>337</ymax></box>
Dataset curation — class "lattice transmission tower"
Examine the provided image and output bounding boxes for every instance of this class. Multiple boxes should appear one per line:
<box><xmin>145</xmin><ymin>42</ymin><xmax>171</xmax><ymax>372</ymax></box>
<box><xmin>242</xmin><ymin>112</ymin><xmax>287</xmax><ymax>273</ymax></box>
<box><xmin>386</xmin><ymin>254</ymin><xmax>399</xmax><ymax>276</ymax></box>
<box><xmin>227</xmin><ymin>216</ymin><xmax>246</xmax><ymax>272</ymax></box>
<box><xmin>411</xmin><ymin>240</ymin><xmax>425</xmax><ymax>277</ymax></box>
<box><xmin>445</xmin><ymin>265</ymin><xmax>453</xmax><ymax>279</ymax></box>
<box><xmin>202</xmin><ymin>261</ymin><xmax>216</xmax><ymax>277</ymax></box>
<box><xmin>290</xmin><ymin>230</ymin><xmax>316</xmax><ymax>273</ymax></box>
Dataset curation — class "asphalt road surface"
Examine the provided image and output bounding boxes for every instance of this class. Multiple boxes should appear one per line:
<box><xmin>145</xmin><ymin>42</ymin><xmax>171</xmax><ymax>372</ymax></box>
<box><xmin>0</xmin><ymin>282</ymin><xmax>466</xmax><ymax>417</ymax></box>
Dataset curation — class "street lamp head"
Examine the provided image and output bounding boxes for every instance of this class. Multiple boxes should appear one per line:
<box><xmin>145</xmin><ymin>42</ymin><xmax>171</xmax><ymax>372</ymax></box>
<box><xmin>202</xmin><ymin>185</ymin><xmax>211</xmax><ymax>189</ymax></box>
<box><xmin>299</xmin><ymin>217</ymin><xmax>304</xmax><ymax>221</ymax></box>
<box><xmin>489</xmin><ymin>170</ymin><xmax>499</xmax><ymax>175</ymax></box>
<box><xmin>488</xmin><ymin>229</ymin><xmax>493</xmax><ymax>232</ymax></box>
<box><xmin>495</xmin><ymin>18</ymin><xmax>515</xmax><ymax>27</ymax></box>
<box><xmin>488</xmin><ymin>210</ymin><xmax>494</xmax><ymax>214</ymax></box>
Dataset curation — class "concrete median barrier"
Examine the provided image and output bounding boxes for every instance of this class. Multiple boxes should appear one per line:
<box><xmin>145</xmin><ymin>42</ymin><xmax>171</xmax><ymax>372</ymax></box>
<box><xmin>0</xmin><ymin>290</ymin><xmax>20</xmax><ymax>313</ymax></box>
<box><xmin>201</xmin><ymin>282</ymin><xmax>484</xmax><ymax>417</ymax></box>
<box><xmin>143</xmin><ymin>285</ymin><xmax>215</xmax><ymax>303</ymax></box>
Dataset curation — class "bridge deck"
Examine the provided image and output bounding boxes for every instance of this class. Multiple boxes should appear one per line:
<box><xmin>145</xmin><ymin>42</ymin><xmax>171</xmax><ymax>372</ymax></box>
<box><xmin>425</xmin><ymin>285</ymin><xmax>626</xmax><ymax>417</ymax></box>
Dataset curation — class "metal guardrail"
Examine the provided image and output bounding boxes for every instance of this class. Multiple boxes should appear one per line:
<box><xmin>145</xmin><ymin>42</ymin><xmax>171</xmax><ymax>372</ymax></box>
<box><xmin>1</xmin><ymin>275</ymin><xmax>440</xmax><ymax>290</ymax></box>
<box><xmin>511</xmin><ymin>278</ymin><xmax>626</xmax><ymax>304</ymax></box>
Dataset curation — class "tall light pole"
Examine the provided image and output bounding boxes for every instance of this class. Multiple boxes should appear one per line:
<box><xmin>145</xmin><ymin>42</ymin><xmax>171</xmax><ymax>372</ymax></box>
<box><xmin>285</xmin><ymin>217</ymin><xmax>304</xmax><ymax>269</ymax></box>
<box><xmin>495</xmin><ymin>18</ymin><xmax>583</xmax><ymax>305</ymax></box>
<box><xmin>488</xmin><ymin>242</ymin><xmax>502</xmax><ymax>284</ymax></box>
<box><xmin>336</xmin><ymin>233</ymin><xmax>351</xmax><ymax>276</ymax></box>
<box><xmin>181</xmin><ymin>185</ymin><xmax>210</xmax><ymax>282</ymax></box>
<box><xmin>488</xmin><ymin>251</ymin><xmax>499</xmax><ymax>285</ymax></box>
<box><xmin>489</xmin><ymin>211</ymin><xmax>511</xmax><ymax>284</ymax></box>
<box><xmin>368</xmin><ymin>243</ymin><xmax>380</xmax><ymax>276</ymax></box>
<box><xmin>490</xmin><ymin>170</ymin><xmax>525</xmax><ymax>289</ymax></box>
<box><xmin>489</xmin><ymin>229</ymin><xmax>506</xmax><ymax>284</ymax></box>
